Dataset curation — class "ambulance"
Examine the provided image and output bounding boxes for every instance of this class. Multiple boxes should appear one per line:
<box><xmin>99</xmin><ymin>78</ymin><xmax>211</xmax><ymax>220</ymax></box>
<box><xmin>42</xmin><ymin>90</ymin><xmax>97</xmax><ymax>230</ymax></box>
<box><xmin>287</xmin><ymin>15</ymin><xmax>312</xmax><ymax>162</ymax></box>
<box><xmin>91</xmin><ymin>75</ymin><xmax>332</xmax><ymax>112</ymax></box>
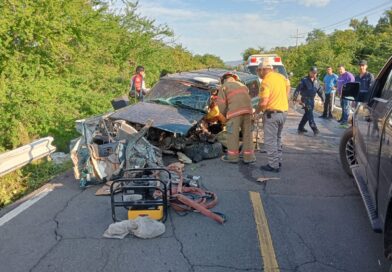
<box><xmin>245</xmin><ymin>54</ymin><xmax>288</xmax><ymax>78</ymax></box>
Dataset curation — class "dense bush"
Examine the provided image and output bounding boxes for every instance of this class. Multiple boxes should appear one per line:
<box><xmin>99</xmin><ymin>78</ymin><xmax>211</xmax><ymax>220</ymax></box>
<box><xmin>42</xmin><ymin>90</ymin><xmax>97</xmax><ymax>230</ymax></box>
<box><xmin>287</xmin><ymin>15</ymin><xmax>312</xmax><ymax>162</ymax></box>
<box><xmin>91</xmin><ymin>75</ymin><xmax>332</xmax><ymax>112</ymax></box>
<box><xmin>0</xmin><ymin>0</ymin><xmax>225</xmax><ymax>152</ymax></box>
<box><xmin>0</xmin><ymin>0</ymin><xmax>225</xmax><ymax>206</ymax></box>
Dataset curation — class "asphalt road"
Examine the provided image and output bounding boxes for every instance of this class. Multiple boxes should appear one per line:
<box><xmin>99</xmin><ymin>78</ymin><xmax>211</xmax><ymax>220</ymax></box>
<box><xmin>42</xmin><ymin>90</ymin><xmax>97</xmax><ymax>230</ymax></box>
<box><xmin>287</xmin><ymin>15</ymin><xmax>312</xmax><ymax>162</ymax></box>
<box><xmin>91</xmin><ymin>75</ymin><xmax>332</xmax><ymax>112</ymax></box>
<box><xmin>0</xmin><ymin>108</ymin><xmax>390</xmax><ymax>272</ymax></box>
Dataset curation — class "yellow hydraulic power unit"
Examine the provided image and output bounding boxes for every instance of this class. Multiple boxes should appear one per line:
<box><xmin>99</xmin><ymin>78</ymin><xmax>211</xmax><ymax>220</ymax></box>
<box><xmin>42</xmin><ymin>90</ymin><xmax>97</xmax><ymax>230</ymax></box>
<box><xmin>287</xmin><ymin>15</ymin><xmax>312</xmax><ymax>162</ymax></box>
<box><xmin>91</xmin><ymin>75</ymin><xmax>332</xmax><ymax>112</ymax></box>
<box><xmin>110</xmin><ymin>168</ymin><xmax>171</xmax><ymax>222</ymax></box>
<box><xmin>128</xmin><ymin>205</ymin><xmax>164</xmax><ymax>220</ymax></box>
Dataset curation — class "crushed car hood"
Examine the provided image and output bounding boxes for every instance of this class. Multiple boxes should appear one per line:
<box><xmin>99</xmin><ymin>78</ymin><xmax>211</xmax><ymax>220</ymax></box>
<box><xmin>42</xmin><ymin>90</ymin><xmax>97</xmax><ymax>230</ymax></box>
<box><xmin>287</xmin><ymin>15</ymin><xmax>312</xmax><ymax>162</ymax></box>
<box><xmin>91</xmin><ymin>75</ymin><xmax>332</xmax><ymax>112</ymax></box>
<box><xmin>109</xmin><ymin>102</ymin><xmax>205</xmax><ymax>135</ymax></box>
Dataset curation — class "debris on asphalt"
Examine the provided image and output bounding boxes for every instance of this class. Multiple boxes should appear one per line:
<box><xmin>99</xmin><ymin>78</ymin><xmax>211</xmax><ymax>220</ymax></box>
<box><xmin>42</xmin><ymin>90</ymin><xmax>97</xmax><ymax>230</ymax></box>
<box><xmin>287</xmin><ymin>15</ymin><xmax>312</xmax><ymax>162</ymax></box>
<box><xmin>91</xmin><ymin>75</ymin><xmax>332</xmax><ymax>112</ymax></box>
<box><xmin>95</xmin><ymin>180</ymin><xmax>120</xmax><ymax>196</ymax></box>
<box><xmin>70</xmin><ymin>116</ymin><xmax>163</xmax><ymax>187</ymax></box>
<box><xmin>177</xmin><ymin>152</ymin><xmax>192</xmax><ymax>164</ymax></box>
<box><xmin>257</xmin><ymin>177</ymin><xmax>280</xmax><ymax>182</ymax></box>
<box><xmin>167</xmin><ymin>163</ymin><xmax>226</xmax><ymax>224</ymax></box>
<box><xmin>103</xmin><ymin>217</ymin><xmax>165</xmax><ymax>239</ymax></box>
<box><xmin>50</xmin><ymin>152</ymin><xmax>71</xmax><ymax>165</ymax></box>
<box><xmin>183</xmin><ymin>141</ymin><xmax>223</xmax><ymax>162</ymax></box>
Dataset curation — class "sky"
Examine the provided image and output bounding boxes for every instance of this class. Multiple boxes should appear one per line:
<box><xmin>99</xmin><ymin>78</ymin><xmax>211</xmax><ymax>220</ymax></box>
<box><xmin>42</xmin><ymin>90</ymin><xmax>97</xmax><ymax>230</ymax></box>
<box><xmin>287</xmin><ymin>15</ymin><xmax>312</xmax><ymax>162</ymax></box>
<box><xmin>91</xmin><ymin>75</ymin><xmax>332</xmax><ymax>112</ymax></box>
<box><xmin>112</xmin><ymin>0</ymin><xmax>392</xmax><ymax>61</ymax></box>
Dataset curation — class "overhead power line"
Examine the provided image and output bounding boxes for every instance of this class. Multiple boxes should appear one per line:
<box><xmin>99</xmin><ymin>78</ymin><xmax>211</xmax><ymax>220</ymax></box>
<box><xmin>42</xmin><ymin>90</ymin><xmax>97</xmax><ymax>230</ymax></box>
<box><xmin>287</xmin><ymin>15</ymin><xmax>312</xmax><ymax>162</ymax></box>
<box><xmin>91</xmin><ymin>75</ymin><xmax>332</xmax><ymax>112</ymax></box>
<box><xmin>298</xmin><ymin>1</ymin><xmax>392</xmax><ymax>35</ymax></box>
<box><xmin>290</xmin><ymin>28</ymin><xmax>305</xmax><ymax>48</ymax></box>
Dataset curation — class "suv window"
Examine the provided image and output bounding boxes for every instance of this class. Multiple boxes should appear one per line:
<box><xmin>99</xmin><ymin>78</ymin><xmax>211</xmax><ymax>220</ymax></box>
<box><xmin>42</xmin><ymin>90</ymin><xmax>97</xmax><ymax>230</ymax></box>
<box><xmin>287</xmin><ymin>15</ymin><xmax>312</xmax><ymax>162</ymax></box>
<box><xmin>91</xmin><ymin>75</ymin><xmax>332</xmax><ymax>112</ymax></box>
<box><xmin>381</xmin><ymin>69</ymin><xmax>392</xmax><ymax>101</ymax></box>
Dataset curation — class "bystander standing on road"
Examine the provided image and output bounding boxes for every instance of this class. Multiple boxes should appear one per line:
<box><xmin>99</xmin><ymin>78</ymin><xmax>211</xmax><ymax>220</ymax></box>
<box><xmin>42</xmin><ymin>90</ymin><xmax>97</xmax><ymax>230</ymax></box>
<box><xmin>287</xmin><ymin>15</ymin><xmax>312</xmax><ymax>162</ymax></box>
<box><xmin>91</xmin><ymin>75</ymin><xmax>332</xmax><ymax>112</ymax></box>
<box><xmin>293</xmin><ymin>66</ymin><xmax>324</xmax><ymax>136</ymax></box>
<box><xmin>256</xmin><ymin>59</ymin><xmax>290</xmax><ymax>172</ymax></box>
<box><xmin>129</xmin><ymin>65</ymin><xmax>149</xmax><ymax>101</ymax></box>
<box><xmin>320</xmin><ymin>66</ymin><xmax>338</xmax><ymax>119</ymax></box>
<box><xmin>337</xmin><ymin>64</ymin><xmax>355</xmax><ymax>128</ymax></box>
<box><xmin>355</xmin><ymin>60</ymin><xmax>375</xmax><ymax>102</ymax></box>
<box><xmin>217</xmin><ymin>72</ymin><xmax>255</xmax><ymax>164</ymax></box>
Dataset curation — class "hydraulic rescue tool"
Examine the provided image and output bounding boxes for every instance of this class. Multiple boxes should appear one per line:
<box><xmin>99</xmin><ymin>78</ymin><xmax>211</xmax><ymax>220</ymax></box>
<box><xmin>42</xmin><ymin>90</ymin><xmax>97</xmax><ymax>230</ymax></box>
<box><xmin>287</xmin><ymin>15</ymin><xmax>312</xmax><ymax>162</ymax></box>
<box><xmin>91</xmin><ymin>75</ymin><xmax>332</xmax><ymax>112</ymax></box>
<box><xmin>110</xmin><ymin>168</ymin><xmax>171</xmax><ymax>222</ymax></box>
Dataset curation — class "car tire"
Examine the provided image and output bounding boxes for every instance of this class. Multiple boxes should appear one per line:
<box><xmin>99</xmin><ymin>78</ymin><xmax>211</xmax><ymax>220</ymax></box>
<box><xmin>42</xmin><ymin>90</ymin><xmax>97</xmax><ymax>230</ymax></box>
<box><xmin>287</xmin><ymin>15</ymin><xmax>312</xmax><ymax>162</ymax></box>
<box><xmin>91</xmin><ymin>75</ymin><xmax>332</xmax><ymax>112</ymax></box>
<box><xmin>339</xmin><ymin>126</ymin><xmax>357</xmax><ymax>177</ymax></box>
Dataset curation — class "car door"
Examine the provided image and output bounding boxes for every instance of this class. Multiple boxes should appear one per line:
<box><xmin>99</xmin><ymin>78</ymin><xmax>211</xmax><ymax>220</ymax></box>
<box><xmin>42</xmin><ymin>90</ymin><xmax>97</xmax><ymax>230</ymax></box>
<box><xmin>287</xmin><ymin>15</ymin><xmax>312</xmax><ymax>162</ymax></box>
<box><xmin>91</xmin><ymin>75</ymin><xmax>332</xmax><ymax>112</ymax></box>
<box><xmin>378</xmin><ymin>108</ymin><xmax>392</xmax><ymax>222</ymax></box>
<box><xmin>366</xmin><ymin>66</ymin><xmax>392</xmax><ymax>202</ymax></box>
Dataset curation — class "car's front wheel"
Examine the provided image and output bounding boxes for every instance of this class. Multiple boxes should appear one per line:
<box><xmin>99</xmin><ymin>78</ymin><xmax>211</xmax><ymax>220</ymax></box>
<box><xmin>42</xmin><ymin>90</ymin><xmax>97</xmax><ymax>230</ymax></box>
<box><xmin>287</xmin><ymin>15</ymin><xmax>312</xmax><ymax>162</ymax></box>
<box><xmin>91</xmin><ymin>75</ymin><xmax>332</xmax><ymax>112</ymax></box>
<box><xmin>339</xmin><ymin>127</ymin><xmax>357</xmax><ymax>177</ymax></box>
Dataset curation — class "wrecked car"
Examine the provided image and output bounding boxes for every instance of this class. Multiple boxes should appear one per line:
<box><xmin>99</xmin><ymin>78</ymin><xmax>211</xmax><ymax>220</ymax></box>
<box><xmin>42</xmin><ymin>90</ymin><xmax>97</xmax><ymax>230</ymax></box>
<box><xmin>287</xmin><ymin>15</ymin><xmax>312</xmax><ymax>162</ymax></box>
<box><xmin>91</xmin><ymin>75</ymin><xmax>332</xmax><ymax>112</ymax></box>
<box><xmin>70</xmin><ymin>69</ymin><xmax>260</xmax><ymax>185</ymax></box>
<box><xmin>110</xmin><ymin>69</ymin><xmax>260</xmax><ymax>154</ymax></box>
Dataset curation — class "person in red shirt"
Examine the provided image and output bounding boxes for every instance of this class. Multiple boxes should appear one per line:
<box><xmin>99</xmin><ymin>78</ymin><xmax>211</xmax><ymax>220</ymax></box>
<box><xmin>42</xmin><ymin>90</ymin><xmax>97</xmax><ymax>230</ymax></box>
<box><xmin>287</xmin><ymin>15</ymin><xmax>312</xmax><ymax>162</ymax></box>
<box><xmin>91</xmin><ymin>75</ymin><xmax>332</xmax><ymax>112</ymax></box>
<box><xmin>129</xmin><ymin>66</ymin><xmax>149</xmax><ymax>101</ymax></box>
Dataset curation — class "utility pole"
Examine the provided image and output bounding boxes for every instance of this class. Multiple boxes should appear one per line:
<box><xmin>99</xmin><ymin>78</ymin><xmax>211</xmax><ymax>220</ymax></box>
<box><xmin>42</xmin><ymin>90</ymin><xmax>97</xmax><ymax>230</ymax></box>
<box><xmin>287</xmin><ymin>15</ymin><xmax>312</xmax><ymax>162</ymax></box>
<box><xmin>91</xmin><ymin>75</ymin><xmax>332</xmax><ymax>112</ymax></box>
<box><xmin>290</xmin><ymin>29</ymin><xmax>305</xmax><ymax>49</ymax></box>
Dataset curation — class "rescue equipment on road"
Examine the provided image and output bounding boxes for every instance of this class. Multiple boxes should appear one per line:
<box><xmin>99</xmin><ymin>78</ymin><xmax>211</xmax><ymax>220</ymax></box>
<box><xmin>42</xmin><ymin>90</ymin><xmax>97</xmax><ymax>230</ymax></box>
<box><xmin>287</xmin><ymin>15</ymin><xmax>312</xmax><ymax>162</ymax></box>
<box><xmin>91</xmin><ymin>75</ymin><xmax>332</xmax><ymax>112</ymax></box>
<box><xmin>109</xmin><ymin>165</ymin><xmax>225</xmax><ymax>224</ymax></box>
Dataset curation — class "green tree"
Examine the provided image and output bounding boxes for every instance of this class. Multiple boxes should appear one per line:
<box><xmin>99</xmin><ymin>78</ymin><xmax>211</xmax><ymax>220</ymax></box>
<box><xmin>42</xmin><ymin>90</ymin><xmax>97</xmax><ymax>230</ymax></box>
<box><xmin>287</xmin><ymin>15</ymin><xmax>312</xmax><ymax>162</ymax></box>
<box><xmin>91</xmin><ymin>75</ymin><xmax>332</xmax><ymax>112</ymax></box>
<box><xmin>241</xmin><ymin>47</ymin><xmax>265</xmax><ymax>61</ymax></box>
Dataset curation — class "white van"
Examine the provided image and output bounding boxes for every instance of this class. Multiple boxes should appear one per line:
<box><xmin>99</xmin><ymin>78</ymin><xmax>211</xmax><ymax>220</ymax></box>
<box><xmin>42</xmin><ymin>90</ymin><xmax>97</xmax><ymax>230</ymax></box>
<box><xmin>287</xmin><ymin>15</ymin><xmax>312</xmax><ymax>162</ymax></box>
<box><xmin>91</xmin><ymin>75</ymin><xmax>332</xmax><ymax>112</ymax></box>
<box><xmin>246</xmin><ymin>54</ymin><xmax>288</xmax><ymax>78</ymax></box>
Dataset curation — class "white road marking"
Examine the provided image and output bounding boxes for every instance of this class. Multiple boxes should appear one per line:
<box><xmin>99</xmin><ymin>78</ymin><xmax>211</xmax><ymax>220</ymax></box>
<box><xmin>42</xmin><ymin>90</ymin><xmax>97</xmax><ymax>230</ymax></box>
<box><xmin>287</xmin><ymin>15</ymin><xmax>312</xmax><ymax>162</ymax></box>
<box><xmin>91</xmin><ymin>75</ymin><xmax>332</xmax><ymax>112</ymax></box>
<box><xmin>0</xmin><ymin>187</ymin><xmax>53</xmax><ymax>227</ymax></box>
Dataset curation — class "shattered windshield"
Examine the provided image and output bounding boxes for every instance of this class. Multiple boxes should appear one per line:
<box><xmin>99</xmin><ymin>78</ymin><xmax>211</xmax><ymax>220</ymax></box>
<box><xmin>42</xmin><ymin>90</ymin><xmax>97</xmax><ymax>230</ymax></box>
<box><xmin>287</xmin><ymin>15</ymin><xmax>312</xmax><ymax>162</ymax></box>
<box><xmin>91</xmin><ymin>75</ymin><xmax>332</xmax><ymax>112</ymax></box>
<box><xmin>145</xmin><ymin>79</ymin><xmax>210</xmax><ymax>112</ymax></box>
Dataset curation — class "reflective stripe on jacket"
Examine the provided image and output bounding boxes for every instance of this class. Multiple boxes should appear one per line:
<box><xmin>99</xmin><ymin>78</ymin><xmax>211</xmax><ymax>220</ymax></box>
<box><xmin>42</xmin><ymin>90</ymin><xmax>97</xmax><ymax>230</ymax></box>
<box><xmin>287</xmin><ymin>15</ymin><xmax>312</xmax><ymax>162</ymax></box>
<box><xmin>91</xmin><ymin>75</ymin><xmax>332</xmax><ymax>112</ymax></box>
<box><xmin>217</xmin><ymin>81</ymin><xmax>252</xmax><ymax>120</ymax></box>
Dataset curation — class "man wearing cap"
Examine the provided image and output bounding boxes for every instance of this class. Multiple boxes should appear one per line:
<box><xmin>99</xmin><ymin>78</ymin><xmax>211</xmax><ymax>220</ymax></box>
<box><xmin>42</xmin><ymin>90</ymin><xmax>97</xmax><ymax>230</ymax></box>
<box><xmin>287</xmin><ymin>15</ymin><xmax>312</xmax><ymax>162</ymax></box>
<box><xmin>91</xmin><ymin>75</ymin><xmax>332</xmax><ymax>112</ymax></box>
<box><xmin>320</xmin><ymin>66</ymin><xmax>338</xmax><ymax>119</ymax></box>
<box><xmin>355</xmin><ymin>60</ymin><xmax>374</xmax><ymax>102</ymax></box>
<box><xmin>129</xmin><ymin>65</ymin><xmax>149</xmax><ymax>101</ymax></box>
<box><xmin>256</xmin><ymin>59</ymin><xmax>290</xmax><ymax>172</ymax></box>
<box><xmin>293</xmin><ymin>66</ymin><xmax>324</xmax><ymax>135</ymax></box>
<box><xmin>217</xmin><ymin>72</ymin><xmax>255</xmax><ymax>164</ymax></box>
<box><xmin>337</xmin><ymin>64</ymin><xmax>355</xmax><ymax>128</ymax></box>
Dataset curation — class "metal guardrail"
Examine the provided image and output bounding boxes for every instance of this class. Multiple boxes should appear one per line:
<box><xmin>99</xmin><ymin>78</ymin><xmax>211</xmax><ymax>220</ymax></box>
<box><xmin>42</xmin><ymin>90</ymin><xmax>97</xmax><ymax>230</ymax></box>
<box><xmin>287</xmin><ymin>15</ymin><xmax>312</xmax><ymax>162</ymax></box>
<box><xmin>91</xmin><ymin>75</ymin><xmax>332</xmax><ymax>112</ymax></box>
<box><xmin>314</xmin><ymin>91</ymin><xmax>343</xmax><ymax>113</ymax></box>
<box><xmin>0</xmin><ymin>137</ymin><xmax>56</xmax><ymax>177</ymax></box>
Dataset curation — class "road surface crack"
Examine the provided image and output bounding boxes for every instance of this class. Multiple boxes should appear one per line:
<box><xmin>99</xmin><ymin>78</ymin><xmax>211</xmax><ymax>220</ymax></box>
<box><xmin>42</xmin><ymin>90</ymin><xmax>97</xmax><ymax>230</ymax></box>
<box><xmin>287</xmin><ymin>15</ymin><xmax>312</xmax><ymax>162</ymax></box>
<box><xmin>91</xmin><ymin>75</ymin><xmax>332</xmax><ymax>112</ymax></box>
<box><xmin>99</xmin><ymin>244</ymin><xmax>110</xmax><ymax>272</ymax></box>
<box><xmin>168</xmin><ymin>211</ymin><xmax>194</xmax><ymax>272</ymax></box>
<box><xmin>29</xmin><ymin>189</ymin><xmax>84</xmax><ymax>272</ymax></box>
<box><xmin>268</xmin><ymin>197</ymin><xmax>351</xmax><ymax>272</ymax></box>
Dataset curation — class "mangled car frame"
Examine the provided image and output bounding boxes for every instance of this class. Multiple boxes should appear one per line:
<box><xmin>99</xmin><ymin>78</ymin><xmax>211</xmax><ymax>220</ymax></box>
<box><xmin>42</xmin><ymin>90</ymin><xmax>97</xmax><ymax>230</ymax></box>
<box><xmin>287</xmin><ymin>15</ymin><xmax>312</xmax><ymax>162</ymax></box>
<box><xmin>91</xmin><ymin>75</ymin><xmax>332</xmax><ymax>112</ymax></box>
<box><xmin>70</xmin><ymin>69</ymin><xmax>260</xmax><ymax>185</ymax></box>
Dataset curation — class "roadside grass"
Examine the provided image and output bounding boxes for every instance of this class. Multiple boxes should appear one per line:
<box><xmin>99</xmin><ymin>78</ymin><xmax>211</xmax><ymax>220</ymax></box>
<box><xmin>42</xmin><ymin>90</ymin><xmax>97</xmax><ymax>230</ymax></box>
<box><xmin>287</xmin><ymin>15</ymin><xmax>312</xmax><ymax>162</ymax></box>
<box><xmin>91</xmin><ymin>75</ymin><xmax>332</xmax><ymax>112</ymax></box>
<box><xmin>0</xmin><ymin>159</ymin><xmax>72</xmax><ymax>208</ymax></box>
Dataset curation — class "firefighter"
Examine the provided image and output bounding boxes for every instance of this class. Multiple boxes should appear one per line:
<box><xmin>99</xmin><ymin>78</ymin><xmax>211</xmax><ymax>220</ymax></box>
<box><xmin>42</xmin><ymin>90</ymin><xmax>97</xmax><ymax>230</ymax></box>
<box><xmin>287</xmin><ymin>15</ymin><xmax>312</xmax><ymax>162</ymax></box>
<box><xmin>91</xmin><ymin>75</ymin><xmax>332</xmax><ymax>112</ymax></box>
<box><xmin>129</xmin><ymin>65</ymin><xmax>149</xmax><ymax>101</ymax></box>
<box><xmin>216</xmin><ymin>72</ymin><xmax>255</xmax><ymax>164</ymax></box>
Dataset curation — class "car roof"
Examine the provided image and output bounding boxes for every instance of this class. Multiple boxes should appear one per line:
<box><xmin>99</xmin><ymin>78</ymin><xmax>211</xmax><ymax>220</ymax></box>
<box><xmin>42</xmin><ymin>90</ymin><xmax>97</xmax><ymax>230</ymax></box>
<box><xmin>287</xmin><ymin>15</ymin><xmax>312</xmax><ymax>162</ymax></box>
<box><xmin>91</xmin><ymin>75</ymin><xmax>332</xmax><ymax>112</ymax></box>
<box><xmin>163</xmin><ymin>68</ymin><xmax>259</xmax><ymax>87</ymax></box>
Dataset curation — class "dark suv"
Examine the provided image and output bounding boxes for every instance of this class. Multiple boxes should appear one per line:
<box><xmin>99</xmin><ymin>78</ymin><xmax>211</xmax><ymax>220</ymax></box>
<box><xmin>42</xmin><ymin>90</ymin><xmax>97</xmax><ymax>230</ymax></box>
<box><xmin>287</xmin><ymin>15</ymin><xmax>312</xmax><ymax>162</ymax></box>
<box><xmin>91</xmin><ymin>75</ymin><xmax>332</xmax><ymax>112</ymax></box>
<box><xmin>339</xmin><ymin>56</ymin><xmax>392</xmax><ymax>258</ymax></box>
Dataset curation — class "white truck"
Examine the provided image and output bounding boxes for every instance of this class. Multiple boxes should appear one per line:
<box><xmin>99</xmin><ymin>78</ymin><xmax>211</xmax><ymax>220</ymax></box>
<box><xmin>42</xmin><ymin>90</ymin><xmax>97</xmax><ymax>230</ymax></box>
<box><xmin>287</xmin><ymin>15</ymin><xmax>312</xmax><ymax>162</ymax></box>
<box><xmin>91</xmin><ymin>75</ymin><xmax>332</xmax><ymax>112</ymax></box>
<box><xmin>245</xmin><ymin>54</ymin><xmax>288</xmax><ymax>78</ymax></box>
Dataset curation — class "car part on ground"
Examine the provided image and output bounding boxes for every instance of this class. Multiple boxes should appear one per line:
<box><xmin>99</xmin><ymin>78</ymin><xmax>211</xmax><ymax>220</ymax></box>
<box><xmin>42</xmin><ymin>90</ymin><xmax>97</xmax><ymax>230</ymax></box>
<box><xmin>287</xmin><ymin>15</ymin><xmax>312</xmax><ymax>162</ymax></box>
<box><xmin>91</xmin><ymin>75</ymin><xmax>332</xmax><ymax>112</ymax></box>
<box><xmin>167</xmin><ymin>163</ymin><xmax>225</xmax><ymax>224</ymax></box>
<box><xmin>70</xmin><ymin>116</ymin><xmax>163</xmax><ymax>187</ymax></box>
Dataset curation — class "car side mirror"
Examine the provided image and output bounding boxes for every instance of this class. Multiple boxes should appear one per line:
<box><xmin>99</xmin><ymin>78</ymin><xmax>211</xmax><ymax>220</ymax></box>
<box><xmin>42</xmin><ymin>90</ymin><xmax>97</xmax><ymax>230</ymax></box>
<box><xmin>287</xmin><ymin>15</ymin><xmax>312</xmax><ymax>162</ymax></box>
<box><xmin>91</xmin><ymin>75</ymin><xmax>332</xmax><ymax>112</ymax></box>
<box><xmin>341</xmin><ymin>82</ymin><xmax>360</xmax><ymax>101</ymax></box>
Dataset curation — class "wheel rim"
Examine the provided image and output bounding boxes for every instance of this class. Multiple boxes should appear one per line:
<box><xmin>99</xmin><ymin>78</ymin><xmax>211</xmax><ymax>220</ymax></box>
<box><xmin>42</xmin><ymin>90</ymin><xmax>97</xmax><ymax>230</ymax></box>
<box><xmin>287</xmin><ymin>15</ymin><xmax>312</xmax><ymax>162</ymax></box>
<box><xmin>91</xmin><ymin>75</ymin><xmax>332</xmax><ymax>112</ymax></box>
<box><xmin>345</xmin><ymin>136</ymin><xmax>357</xmax><ymax>166</ymax></box>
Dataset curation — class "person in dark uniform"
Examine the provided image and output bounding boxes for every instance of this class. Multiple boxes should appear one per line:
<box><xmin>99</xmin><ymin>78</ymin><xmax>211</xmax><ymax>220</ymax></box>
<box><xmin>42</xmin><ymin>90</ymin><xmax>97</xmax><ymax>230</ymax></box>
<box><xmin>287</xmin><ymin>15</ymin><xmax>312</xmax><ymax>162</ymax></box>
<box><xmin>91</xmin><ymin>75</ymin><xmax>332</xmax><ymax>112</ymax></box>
<box><xmin>355</xmin><ymin>60</ymin><xmax>374</xmax><ymax>102</ymax></box>
<box><xmin>293</xmin><ymin>66</ymin><xmax>324</xmax><ymax>136</ymax></box>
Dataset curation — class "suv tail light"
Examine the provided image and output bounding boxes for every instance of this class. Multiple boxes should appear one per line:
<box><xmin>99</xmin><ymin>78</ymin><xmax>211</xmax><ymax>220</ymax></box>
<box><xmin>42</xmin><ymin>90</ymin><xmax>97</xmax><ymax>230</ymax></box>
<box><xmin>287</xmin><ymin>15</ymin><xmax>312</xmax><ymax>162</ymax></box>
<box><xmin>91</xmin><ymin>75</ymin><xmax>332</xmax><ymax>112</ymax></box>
<box><xmin>274</xmin><ymin>57</ymin><xmax>281</xmax><ymax>62</ymax></box>
<box><xmin>250</xmin><ymin>57</ymin><xmax>257</xmax><ymax>63</ymax></box>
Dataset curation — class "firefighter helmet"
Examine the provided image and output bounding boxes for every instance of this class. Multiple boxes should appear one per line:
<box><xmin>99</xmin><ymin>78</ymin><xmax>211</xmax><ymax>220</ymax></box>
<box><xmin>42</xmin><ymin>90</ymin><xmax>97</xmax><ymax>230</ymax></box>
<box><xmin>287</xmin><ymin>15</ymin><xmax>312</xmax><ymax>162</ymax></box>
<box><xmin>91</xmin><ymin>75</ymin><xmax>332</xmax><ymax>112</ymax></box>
<box><xmin>220</xmin><ymin>71</ymin><xmax>239</xmax><ymax>84</ymax></box>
